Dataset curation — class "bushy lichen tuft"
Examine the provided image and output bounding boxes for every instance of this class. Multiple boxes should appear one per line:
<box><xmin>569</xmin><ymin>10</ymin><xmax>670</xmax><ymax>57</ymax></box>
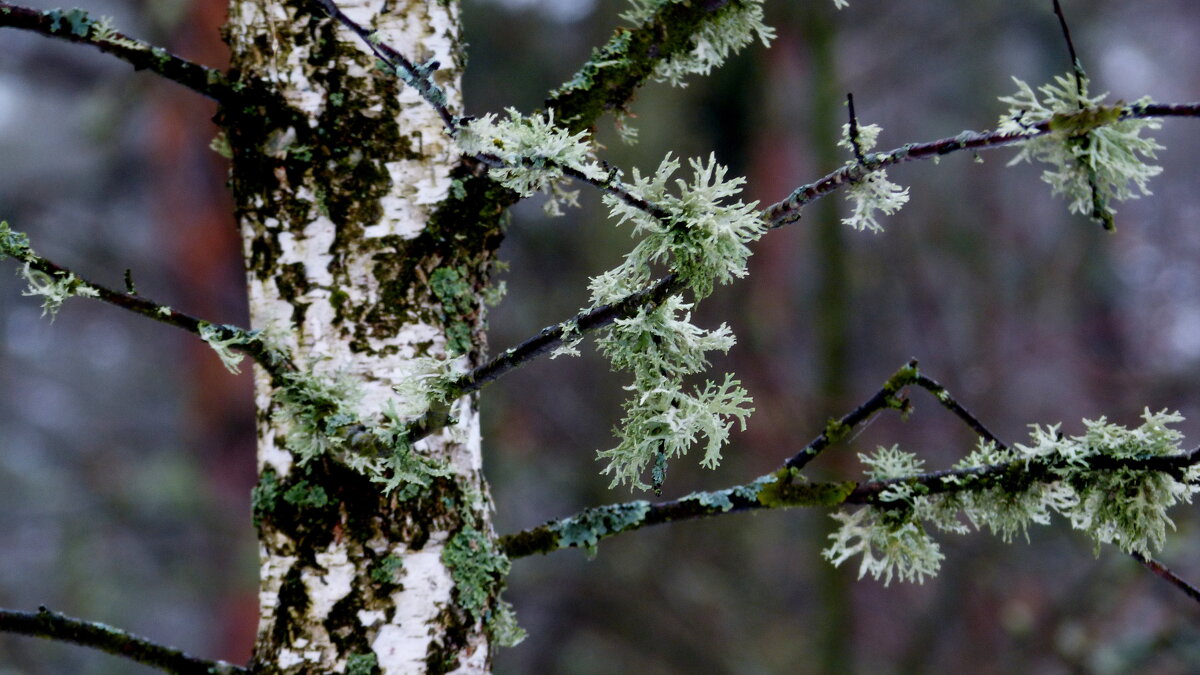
<box><xmin>998</xmin><ymin>72</ymin><xmax>1162</xmax><ymax>228</ymax></box>
<box><xmin>837</xmin><ymin>123</ymin><xmax>909</xmax><ymax>233</ymax></box>
<box><xmin>455</xmin><ymin>108</ymin><xmax>606</xmax><ymax>215</ymax></box>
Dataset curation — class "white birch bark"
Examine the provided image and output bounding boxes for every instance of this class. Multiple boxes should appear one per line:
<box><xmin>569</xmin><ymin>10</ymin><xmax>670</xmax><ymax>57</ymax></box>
<box><xmin>222</xmin><ymin>1</ymin><xmax>498</xmax><ymax>672</ymax></box>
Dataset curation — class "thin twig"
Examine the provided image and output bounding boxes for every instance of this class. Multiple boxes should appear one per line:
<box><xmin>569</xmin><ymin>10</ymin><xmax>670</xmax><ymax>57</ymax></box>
<box><xmin>784</xmin><ymin>359</ymin><xmax>919</xmax><ymax>470</ymax></box>
<box><xmin>1131</xmin><ymin>553</ymin><xmax>1200</xmax><ymax>607</ymax></box>
<box><xmin>846</xmin><ymin>92</ymin><xmax>866</xmax><ymax>164</ymax></box>
<box><xmin>308</xmin><ymin>0</ymin><xmax>457</xmax><ymax>131</ymax></box>
<box><xmin>1051</xmin><ymin>0</ymin><xmax>1086</xmax><ymax>92</ymax></box>
<box><xmin>13</xmin><ymin>250</ymin><xmax>288</xmax><ymax>377</ymax></box>
<box><xmin>0</xmin><ymin>3</ymin><xmax>236</xmax><ymax>103</ymax></box>
<box><xmin>913</xmin><ymin>374</ymin><xmax>1006</xmax><ymax>449</ymax></box>
<box><xmin>0</xmin><ymin>606</ymin><xmax>246</xmax><ymax>674</ymax></box>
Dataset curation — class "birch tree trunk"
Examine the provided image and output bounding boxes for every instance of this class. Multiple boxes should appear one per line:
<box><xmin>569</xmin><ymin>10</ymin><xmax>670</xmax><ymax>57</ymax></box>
<box><xmin>221</xmin><ymin>2</ymin><xmax>503</xmax><ymax>671</ymax></box>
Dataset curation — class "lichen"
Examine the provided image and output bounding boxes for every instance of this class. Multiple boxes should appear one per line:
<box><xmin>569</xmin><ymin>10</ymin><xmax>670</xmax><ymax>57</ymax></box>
<box><xmin>998</xmin><ymin>72</ymin><xmax>1162</xmax><ymax>229</ymax></box>
<box><xmin>551</xmin><ymin>501</ymin><xmax>652</xmax><ymax>555</ymax></box>
<box><xmin>443</xmin><ymin>526</ymin><xmax>526</xmax><ymax>646</ymax></box>
<box><xmin>823</xmin><ymin>411</ymin><xmax>1199</xmax><ymax>585</ymax></box>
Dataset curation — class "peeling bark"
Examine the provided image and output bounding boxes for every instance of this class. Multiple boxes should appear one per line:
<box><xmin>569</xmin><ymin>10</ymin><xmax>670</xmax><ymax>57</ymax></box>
<box><xmin>220</xmin><ymin>1</ymin><xmax>501</xmax><ymax>672</ymax></box>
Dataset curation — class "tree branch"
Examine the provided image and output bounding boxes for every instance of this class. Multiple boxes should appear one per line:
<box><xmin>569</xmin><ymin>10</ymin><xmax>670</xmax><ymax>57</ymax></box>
<box><xmin>762</xmin><ymin>102</ymin><xmax>1200</xmax><ymax>227</ymax></box>
<box><xmin>1</xmin><ymin>223</ymin><xmax>289</xmax><ymax>377</ymax></box>
<box><xmin>446</xmin><ymin>103</ymin><xmax>1200</xmax><ymax>419</ymax></box>
<box><xmin>785</xmin><ymin>359</ymin><xmax>918</xmax><ymax>470</ymax></box>
<box><xmin>1131</xmin><ymin>553</ymin><xmax>1200</xmax><ymax>606</ymax></box>
<box><xmin>0</xmin><ymin>3</ymin><xmax>236</xmax><ymax>103</ymax></box>
<box><xmin>501</xmin><ymin>442</ymin><xmax>1200</xmax><ymax>559</ymax></box>
<box><xmin>0</xmin><ymin>606</ymin><xmax>246</xmax><ymax>675</ymax></box>
<box><xmin>307</xmin><ymin>0</ymin><xmax>457</xmax><ymax>131</ymax></box>
<box><xmin>546</xmin><ymin>0</ymin><xmax>743</xmax><ymax>135</ymax></box>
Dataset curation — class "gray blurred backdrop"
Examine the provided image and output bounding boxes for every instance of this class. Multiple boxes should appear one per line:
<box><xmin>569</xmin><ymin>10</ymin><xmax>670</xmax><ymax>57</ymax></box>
<box><xmin>3</xmin><ymin>0</ymin><xmax>1200</xmax><ymax>672</ymax></box>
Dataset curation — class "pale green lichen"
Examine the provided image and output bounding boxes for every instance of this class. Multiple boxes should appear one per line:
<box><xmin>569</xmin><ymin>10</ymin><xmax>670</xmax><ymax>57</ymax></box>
<box><xmin>586</xmin><ymin>155</ymin><xmax>761</xmax><ymax>489</ymax></box>
<box><xmin>683</xmin><ymin>489</ymin><xmax>735</xmax><ymax>512</ymax></box>
<box><xmin>549</xmin><ymin>320</ymin><xmax>583</xmax><ymax>359</ymax></box>
<box><xmin>18</xmin><ymin>265</ymin><xmax>99</xmax><ymax>320</ymax></box>
<box><xmin>197</xmin><ymin>322</ymin><xmax>257</xmax><ymax>374</ymax></box>
<box><xmin>370</xmin><ymin>555</ymin><xmax>404</xmax><ymax>585</ymax></box>
<box><xmin>620</xmin><ymin>0</ymin><xmax>775</xmax><ymax>87</ymax></box>
<box><xmin>345</xmin><ymin>653</ymin><xmax>377</xmax><ymax>675</ymax></box>
<box><xmin>551</xmin><ymin>501</ymin><xmax>652</xmax><ymax>555</ymax></box>
<box><xmin>0</xmin><ymin>221</ymin><xmax>32</xmax><ymax>261</ymax></box>
<box><xmin>3</xmin><ymin>222</ymin><xmax>99</xmax><ymax>319</ymax></box>
<box><xmin>596</xmin><ymin>297</ymin><xmax>753</xmax><ymax>490</ymax></box>
<box><xmin>823</xmin><ymin>410</ymin><xmax>1198</xmax><ymax>585</ymax></box>
<box><xmin>443</xmin><ymin>526</ymin><xmax>526</xmax><ymax>647</ymax></box>
<box><xmin>267</xmin><ymin>358</ymin><xmax>454</xmax><ymax>494</ymax></box>
<box><xmin>455</xmin><ymin>108</ymin><xmax>606</xmax><ymax>214</ymax></box>
<box><xmin>838</xmin><ymin>123</ymin><xmax>909</xmax><ymax>233</ymax></box>
<box><xmin>998</xmin><ymin>72</ymin><xmax>1162</xmax><ymax>228</ymax></box>
<box><xmin>592</xmin><ymin>153</ymin><xmax>765</xmax><ymax>301</ymax></box>
<box><xmin>456</xmin><ymin>118</ymin><xmax>764</xmax><ymax>492</ymax></box>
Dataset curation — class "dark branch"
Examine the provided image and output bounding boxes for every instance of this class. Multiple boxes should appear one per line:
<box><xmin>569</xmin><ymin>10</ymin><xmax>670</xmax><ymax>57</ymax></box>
<box><xmin>845</xmin><ymin>92</ymin><xmax>866</xmax><ymax>164</ymax></box>
<box><xmin>0</xmin><ymin>606</ymin><xmax>246</xmax><ymax>675</ymax></box>
<box><xmin>501</xmin><ymin>443</ymin><xmax>1200</xmax><ymax>559</ymax></box>
<box><xmin>762</xmin><ymin>102</ymin><xmax>1200</xmax><ymax>227</ymax></box>
<box><xmin>308</xmin><ymin>0</ymin><xmax>457</xmax><ymax>131</ymax></box>
<box><xmin>3</xmin><ymin>235</ymin><xmax>289</xmax><ymax>377</ymax></box>
<box><xmin>0</xmin><ymin>3</ymin><xmax>236</xmax><ymax>103</ymax></box>
<box><xmin>403</xmin><ymin>274</ymin><xmax>683</xmax><ymax>443</ymax></box>
<box><xmin>1051</xmin><ymin>0</ymin><xmax>1086</xmax><ymax>91</ymax></box>
<box><xmin>784</xmin><ymin>359</ymin><xmax>919</xmax><ymax>470</ymax></box>
<box><xmin>1131</xmin><ymin>553</ymin><xmax>1200</xmax><ymax>607</ymax></box>
<box><xmin>913</xmin><ymin>374</ymin><xmax>1005</xmax><ymax>448</ymax></box>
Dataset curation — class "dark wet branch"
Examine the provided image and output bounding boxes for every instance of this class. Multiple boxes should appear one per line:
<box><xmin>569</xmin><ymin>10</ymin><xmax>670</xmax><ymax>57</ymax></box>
<box><xmin>0</xmin><ymin>606</ymin><xmax>246</xmax><ymax>675</ymax></box>
<box><xmin>0</xmin><ymin>3</ymin><xmax>236</xmax><ymax>103</ymax></box>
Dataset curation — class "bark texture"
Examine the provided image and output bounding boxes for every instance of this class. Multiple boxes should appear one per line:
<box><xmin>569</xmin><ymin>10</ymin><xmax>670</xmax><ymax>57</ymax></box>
<box><xmin>220</xmin><ymin>1</ymin><xmax>504</xmax><ymax>672</ymax></box>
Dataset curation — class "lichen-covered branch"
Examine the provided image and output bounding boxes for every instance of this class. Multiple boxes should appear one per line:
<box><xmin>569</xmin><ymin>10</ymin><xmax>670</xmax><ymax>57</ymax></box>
<box><xmin>0</xmin><ymin>606</ymin><xmax>246</xmax><ymax>675</ymax></box>
<box><xmin>547</xmin><ymin>0</ymin><xmax>768</xmax><ymax>135</ymax></box>
<box><xmin>501</xmin><ymin>439</ymin><xmax>1200</xmax><ymax>559</ymax></box>
<box><xmin>0</xmin><ymin>221</ymin><xmax>287</xmax><ymax>376</ymax></box>
<box><xmin>784</xmin><ymin>360</ymin><xmax>919</xmax><ymax>470</ymax></box>
<box><xmin>762</xmin><ymin>102</ymin><xmax>1200</xmax><ymax>228</ymax></box>
<box><xmin>0</xmin><ymin>3</ymin><xmax>236</xmax><ymax>103</ymax></box>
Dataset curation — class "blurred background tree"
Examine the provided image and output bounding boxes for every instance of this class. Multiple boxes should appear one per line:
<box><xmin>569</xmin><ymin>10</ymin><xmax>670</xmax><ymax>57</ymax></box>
<box><xmin>2</xmin><ymin>0</ymin><xmax>1199</xmax><ymax>672</ymax></box>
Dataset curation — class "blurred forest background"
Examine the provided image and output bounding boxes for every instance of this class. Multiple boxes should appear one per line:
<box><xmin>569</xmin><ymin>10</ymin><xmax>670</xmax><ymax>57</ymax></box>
<box><xmin>3</xmin><ymin>0</ymin><xmax>1200</xmax><ymax>672</ymax></box>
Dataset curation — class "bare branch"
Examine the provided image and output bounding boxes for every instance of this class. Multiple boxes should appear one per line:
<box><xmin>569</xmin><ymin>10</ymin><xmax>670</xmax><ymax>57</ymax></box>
<box><xmin>912</xmin><ymin>374</ymin><xmax>1005</xmax><ymax>448</ymax></box>
<box><xmin>0</xmin><ymin>606</ymin><xmax>246</xmax><ymax>675</ymax></box>
<box><xmin>1131</xmin><ymin>553</ymin><xmax>1200</xmax><ymax>607</ymax></box>
<box><xmin>0</xmin><ymin>3</ymin><xmax>236</xmax><ymax>103</ymax></box>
